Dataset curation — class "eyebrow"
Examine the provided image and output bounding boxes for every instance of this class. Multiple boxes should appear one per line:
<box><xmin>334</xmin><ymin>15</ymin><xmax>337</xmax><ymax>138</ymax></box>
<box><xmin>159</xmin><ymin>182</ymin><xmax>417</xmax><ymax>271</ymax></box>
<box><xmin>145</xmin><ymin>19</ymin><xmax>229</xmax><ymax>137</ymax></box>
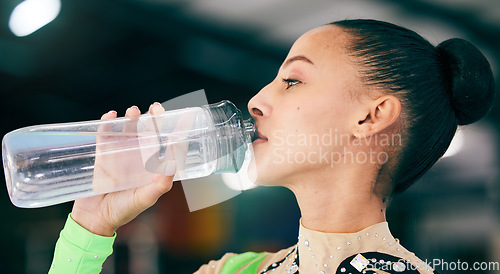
<box><xmin>282</xmin><ymin>55</ymin><xmax>314</xmax><ymax>68</ymax></box>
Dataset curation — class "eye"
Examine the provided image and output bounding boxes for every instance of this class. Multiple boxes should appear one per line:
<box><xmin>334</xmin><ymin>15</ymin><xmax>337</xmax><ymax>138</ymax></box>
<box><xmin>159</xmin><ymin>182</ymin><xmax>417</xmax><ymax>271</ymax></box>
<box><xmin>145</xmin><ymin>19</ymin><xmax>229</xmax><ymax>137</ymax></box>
<box><xmin>282</xmin><ymin>78</ymin><xmax>302</xmax><ymax>89</ymax></box>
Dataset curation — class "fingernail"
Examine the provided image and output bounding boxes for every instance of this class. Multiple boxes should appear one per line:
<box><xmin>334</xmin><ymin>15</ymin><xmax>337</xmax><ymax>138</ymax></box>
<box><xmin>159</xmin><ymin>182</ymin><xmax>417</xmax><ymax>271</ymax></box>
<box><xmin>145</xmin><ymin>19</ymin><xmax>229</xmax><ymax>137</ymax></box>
<box><xmin>126</xmin><ymin>106</ymin><xmax>138</xmax><ymax>113</ymax></box>
<box><xmin>164</xmin><ymin>160</ymin><xmax>176</xmax><ymax>176</ymax></box>
<box><xmin>108</xmin><ymin>110</ymin><xmax>117</xmax><ymax>114</ymax></box>
<box><xmin>151</xmin><ymin>103</ymin><xmax>164</xmax><ymax>114</ymax></box>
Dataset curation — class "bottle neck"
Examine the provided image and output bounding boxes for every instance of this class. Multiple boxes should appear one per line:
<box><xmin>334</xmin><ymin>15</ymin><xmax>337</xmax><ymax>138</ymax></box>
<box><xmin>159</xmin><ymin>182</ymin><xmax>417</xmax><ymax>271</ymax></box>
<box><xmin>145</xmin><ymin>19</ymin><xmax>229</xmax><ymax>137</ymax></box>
<box><xmin>243</xmin><ymin>117</ymin><xmax>257</xmax><ymax>143</ymax></box>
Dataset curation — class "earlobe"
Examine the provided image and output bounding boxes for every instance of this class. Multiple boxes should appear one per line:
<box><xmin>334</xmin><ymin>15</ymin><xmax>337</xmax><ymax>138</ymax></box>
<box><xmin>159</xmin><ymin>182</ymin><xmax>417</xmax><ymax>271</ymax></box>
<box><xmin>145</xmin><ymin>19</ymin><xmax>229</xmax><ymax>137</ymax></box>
<box><xmin>354</xmin><ymin>95</ymin><xmax>401</xmax><ymax>138</ymax></box>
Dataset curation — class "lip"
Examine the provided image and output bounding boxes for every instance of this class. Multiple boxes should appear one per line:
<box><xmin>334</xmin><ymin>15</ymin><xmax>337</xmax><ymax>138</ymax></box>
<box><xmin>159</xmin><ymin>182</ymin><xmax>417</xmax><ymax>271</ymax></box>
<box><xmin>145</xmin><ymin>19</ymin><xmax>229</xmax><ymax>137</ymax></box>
<box><xmin>252</xmin><ymin>138</ymin><xmax>266</xmax><ymax>145</ymax></box>
<box><xmin>252</xmin><ymin>131</ymin><xmax>268</xmax><ymax>145</ymax></box>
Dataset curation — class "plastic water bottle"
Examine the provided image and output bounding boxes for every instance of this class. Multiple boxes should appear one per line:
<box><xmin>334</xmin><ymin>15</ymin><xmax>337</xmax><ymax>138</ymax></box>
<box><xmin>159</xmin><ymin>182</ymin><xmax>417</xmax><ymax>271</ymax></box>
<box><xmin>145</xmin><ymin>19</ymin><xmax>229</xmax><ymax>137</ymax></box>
<box><xmin>2</xmin><ymin>100</ymin><xmax>256</xmax><ymax>208</ymax></box>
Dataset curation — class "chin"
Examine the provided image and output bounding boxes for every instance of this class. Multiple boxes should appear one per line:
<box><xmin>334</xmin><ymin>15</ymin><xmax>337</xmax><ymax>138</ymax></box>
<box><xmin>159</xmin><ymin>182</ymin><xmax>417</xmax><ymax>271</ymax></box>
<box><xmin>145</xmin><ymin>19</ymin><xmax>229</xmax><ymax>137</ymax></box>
<box><xmin>248</xmin><ymin>147</ymin><xmax>294</xmax><ymax>186</ymax></box>
<box><xmin>247</xmin><ymin>160</ymin><xmax>286</xmax><ymax>186</ymax></box>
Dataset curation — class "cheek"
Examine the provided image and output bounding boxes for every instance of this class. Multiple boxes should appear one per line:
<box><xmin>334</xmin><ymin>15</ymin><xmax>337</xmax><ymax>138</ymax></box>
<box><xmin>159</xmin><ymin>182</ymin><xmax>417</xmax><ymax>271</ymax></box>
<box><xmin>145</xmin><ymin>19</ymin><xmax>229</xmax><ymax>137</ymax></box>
<box><xmin>278</xmin><ymin>100</ymin><xmax>354</xmax><ymax>167</ymax></box>
<box><xmin>291</xmin><ymin>100</ymin><xmax>349</xmax><ymax>138</ymax></box>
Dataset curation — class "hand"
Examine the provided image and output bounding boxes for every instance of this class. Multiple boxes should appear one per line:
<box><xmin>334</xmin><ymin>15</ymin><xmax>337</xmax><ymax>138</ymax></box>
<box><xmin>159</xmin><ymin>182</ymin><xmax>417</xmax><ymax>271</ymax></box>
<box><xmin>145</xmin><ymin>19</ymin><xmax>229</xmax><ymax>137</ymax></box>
<box><xmin>71</xmin><ymin>103</ymin><xmax>175</xmax><ymax>236</ymax></box>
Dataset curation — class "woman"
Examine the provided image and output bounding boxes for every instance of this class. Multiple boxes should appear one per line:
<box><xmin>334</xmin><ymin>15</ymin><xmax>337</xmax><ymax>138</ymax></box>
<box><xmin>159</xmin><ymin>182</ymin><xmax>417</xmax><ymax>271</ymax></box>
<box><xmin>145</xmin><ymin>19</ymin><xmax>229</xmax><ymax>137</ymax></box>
<box><xmin>49</xmin><ymin>19</ymin><xmax>494</xmax><ymax>273</ymax></box>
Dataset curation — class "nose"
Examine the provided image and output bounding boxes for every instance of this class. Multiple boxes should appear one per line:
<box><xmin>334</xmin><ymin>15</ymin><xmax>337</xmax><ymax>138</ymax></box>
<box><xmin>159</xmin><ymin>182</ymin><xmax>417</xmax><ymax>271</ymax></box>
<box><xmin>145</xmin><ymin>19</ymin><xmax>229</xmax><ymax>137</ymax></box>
<box><xmin>248</xmin><ymin>84</ymin><xmax>272</xmax><ymax>119</ymax></box>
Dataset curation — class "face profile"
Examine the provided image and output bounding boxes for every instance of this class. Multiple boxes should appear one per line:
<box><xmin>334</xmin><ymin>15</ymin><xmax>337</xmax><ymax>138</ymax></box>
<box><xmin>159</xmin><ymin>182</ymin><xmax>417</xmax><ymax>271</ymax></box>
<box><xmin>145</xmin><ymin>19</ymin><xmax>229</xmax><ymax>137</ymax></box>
<box><xmin>248</xmin><ymin>25</ymin><xmax>402</xmax><ymax>197</ymax></box>
<box><xmin>249</xmin><ymin>26</ymin><xmax>361</xmax><ymax>185</ymax></box>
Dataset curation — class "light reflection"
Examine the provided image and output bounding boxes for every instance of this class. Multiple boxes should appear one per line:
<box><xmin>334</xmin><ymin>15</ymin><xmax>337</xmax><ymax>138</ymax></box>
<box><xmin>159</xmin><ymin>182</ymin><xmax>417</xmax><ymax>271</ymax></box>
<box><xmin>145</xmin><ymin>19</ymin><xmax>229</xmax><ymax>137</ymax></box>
<box><xmin>442</xmin><ymin>128</ymin><xmax>465</xmax><ymax>158</ymax></box>
<box><xmin>8</xmin><ymin>0</ymin><xmax>61</xmax><ymax>37</ymax></box>
<box><xmin>221</xmin><ymin>148</ymin><xmax>257</xmax><ymax>191</ymax></box>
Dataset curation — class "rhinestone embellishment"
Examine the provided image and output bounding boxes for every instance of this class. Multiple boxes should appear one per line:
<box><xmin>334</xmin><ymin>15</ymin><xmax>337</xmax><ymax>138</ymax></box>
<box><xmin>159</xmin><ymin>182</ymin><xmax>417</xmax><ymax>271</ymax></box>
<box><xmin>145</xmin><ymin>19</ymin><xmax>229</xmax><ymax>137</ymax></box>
<box><xmin>288</xmin><ymin>265</ymin><xmax>298</xmax><ymax>273</ymax></box>
<box><xmin>393</xmin><ymin>262</ymin><xmax>406</xmax><ymax>272</ymax></box>
<box><xmin>350</xmin><ymin>253</ymin><xmax>370</xmax><ymax>272</ymax></box>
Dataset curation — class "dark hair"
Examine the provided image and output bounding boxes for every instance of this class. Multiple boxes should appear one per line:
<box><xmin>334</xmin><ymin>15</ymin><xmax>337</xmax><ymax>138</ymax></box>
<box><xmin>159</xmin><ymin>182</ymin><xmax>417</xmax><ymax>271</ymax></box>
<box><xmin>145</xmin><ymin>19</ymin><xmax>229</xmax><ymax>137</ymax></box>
<box><xmin>330</xmin><ymin>19</ymin><xmax>495</xmax><ymax>193</ymax></box>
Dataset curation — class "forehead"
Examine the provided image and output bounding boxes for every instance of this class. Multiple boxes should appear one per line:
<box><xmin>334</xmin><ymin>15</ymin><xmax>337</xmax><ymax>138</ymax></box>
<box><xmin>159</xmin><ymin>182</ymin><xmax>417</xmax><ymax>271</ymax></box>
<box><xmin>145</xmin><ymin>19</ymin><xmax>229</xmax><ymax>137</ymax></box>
<box><xmin>285</xmin><ymin>25</ymin><xmax>361</xmax><ymax>100</ymax></box>
<box><xmin>287</xmin><ymin>25</ymin><xmax>349</xmax><ymax>61</ymax></box>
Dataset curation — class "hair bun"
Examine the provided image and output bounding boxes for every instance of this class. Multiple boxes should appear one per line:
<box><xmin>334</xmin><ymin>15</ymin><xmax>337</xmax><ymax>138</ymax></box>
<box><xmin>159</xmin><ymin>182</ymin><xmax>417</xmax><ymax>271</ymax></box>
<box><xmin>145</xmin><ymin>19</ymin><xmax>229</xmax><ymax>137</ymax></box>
<box><xmin>437</xmin><ymin>38</ymin><xmax>495</xmax><ymax>125</ymax></box>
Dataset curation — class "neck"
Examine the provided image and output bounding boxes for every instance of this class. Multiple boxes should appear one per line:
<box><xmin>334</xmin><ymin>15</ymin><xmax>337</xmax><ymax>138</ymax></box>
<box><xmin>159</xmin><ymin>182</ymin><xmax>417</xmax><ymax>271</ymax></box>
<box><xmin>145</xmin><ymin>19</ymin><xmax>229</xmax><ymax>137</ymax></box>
<box><xmin>288</xmin><ymin>163</ymin><xmax>387</xmax><ymax>233</ymax></box>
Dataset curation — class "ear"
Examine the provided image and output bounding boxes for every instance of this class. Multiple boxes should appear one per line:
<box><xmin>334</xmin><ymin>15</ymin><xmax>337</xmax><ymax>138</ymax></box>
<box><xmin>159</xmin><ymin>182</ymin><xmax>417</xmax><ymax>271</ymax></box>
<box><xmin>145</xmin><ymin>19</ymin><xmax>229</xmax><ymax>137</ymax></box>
<box><xmin>353</xmin><ymin>95</ymin><xmax>401</xmax><ymax>138</ymax></box>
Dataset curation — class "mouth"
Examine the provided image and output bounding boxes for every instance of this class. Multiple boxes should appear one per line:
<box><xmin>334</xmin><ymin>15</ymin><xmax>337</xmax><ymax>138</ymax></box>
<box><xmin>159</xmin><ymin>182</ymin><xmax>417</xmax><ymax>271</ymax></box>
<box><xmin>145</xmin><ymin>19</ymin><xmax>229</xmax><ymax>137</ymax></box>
<box><xmin>252</xmin><ymin>131</ymin><xmax>268</xmax><ymax>145</ymax></box>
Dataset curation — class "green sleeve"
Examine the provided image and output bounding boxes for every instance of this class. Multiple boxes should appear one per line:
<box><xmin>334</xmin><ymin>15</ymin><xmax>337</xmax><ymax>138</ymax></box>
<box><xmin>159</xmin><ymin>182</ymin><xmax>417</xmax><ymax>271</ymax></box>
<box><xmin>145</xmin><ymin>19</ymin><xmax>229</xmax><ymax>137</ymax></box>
<box><xmin>220</xmin><ymin>252</ymin><xmax>268</xmax><ymax>274</ymax></box>
<box><xmin>48</xmin><ymin>214</ymin><xmax>116</xmax><ymax>274</ymax></box>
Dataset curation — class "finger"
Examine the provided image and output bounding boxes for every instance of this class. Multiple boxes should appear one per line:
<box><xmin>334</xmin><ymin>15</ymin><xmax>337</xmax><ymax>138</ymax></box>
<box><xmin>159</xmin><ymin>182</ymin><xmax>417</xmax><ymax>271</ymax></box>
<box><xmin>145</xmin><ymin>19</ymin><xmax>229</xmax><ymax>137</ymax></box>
<box><xmin>101</xmin><ymin>110</ymin><xmax>117</xmax><ymax>120</ymax></box>
<box><xmin>97</xmin><ymin>111</ymin><xmax>117</xmax><ymax>141</ymax></box>
<box><xmin>135</xmin><ymin>161</ymin><xmax>176</xmax><ymax>209</ymax></box>
<box><xmin>148</xmin><ymin>102</ymin><xmax>165</xmax><ymax>143</ymax></box>
<box><xmin>149</xmin><ymin>102</ymin><xmax>165</xmax><ymax>115</ymax></box>
<box><xmin>125</xmin><ymin>105</ymin><xmax>141</xmax><ymax>118</ymax></box>
<box><xmin>123</xmin><ymin>106</ymin><xmax>141</xmax><ymax>133</ymax></box>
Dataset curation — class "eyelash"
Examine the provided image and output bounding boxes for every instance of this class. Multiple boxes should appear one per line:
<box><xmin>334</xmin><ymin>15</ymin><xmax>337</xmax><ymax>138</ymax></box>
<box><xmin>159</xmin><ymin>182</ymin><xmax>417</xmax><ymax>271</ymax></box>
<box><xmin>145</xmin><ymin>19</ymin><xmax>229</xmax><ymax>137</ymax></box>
<box><xmin>282</xmin><ymin>78</ymin><xmax>302</xmax><ymax>89</ymax></box>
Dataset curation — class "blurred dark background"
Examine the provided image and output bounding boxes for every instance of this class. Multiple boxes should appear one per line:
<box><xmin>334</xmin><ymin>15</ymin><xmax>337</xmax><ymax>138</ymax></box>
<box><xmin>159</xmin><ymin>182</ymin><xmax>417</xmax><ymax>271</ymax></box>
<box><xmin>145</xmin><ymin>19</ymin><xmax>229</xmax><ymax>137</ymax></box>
<box><xmin>0</xmin><ymin>0</ymin><xmax>499</xmax><ymax>273</ymax></box>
